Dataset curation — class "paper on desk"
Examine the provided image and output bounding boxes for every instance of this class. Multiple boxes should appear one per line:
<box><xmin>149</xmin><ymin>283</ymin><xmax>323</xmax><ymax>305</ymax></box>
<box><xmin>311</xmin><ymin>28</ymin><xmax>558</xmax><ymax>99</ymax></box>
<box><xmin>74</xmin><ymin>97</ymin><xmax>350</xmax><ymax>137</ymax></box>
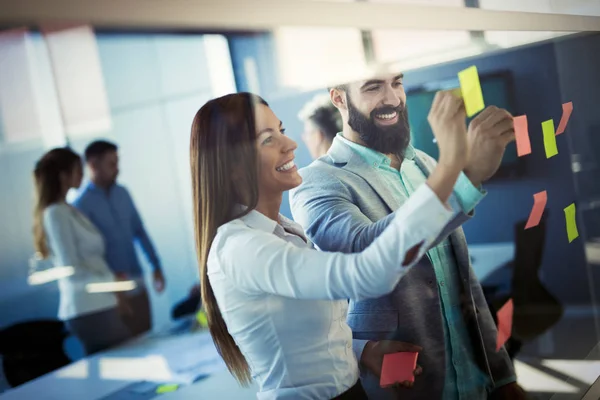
<box><xmin>103</xmin><ymin>331</ymin><xmax>226</xmax><ymax>385</ymax></box>
<box><xmin>564</xmin><ymin>203</ymin><xmax>579</xmax><ymax>243</ymax></box>
<box><xmin>458</xmin><ymin>65</ymin><xmax>485</xmax><ymax>117</ymax></box>
<box><xmin>496</xmin><ymin>299</ymin><xmax>513</xmax><ymax>351</ymax></box>
<box><xmin>380</xmin><ymin>352</ymin><xmax>419</xmax><ymax>388</ymax></box>
<box><xmin>555</xmin><ymin>102</ymin><xmax>573</xmax><ymax>135</ymax></box>
<box><xmin>542</xmin><ymin>119</ymin><xmax>558</xmax><ymax>158</ymax></box>
<box><xmin>525</xmin><ymin>191</ymin><xmax>547</xmax><ymax>229</ymax></box>
<box><xmin>514</xmin><ymin>115</ymin><xmax>531</xmax><ymax>157</ymax></box>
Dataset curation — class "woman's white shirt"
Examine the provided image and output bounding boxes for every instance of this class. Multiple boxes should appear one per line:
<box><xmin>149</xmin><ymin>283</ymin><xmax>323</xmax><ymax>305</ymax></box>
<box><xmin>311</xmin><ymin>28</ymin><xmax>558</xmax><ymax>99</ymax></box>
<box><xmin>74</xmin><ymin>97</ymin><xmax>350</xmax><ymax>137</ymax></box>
<box><xmin>43</xmin><ymin>202</ymin><xmax>117</xmax><ymax>320</ymax></box>
<box><xmin>207</xmin><ymin>184</ymin><xmax>454</xmax><ymax>399</ymax></box>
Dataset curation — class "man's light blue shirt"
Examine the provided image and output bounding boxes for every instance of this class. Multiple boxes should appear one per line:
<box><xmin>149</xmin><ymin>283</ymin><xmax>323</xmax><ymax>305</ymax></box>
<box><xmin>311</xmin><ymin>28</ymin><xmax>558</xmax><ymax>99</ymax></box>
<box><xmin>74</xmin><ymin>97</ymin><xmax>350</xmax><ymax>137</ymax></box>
<box><xmin>72</xmin><ymin>182</ymin><xmax>161</xmax><ymax>278</ymax></box>
<box><xmin>339</xmin><ymin>134</ymin><xmax>515</xmax><ymax>399</ymax></box>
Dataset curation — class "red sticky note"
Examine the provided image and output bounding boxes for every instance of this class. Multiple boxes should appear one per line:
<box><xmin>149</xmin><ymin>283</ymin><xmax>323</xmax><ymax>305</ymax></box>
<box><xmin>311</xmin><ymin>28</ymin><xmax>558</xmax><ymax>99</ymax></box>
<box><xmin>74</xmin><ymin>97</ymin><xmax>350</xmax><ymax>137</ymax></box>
<box><xmin>555</xmin><ymin>102</ymin><xmax>573</xmax><ymax>135</ymax></box>
<box><xmin>514</xmin><ymin>115</ymin><xmax>531</xmax><ymax>157</ymax></box>
<box><xmin>380</xmin><ymin>352</ymin><xmax>418</xmax><ymax>388</ymax></box>
<box><xmin>496</xmin><ymin>299</ymin><xmax>514</xmax><ymax>351</ymax></box>
<box><xmin>525</xmin><ymin>190</ymin><xmax>547</xmax><ymax>229</ymax></box>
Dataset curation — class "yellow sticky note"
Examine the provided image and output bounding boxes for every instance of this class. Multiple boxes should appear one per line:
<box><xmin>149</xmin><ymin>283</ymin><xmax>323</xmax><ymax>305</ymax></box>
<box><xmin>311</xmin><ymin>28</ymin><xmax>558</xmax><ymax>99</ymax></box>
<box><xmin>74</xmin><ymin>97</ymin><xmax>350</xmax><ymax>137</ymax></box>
<box><xmin>564</xmin><ymin>203</ymin><xmax>579</xmax><ymax>243</ymax></box>
<box><xmin>458</xmin><ymin>65</ymin><xmax>485</xmax><ymax>117</ymax></box>
<box><xmin>542</xmin><ymin>119</ymin><xmax>558</xmax><ymax>158</ymax></box>
<box><xmin>156</xmin><ymin>384</ymin><xmax>179</xmax><ymax>394</ymax></box>
<box><xmin>196</xmin><ymin>310</ymin><xmax>208</xmax><ymax>328</ymax></box>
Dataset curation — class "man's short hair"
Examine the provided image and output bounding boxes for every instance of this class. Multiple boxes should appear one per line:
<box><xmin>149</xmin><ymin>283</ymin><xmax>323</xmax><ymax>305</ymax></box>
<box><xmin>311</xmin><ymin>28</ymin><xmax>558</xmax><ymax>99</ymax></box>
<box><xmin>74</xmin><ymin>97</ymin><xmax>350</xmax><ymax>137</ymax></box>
<box><xmin>84</xmin><ymin>140</ymin><xmax>118</xmax><ymax>162</ymax></box>
<box><xmin>298</xmin><ymin>93</ymin><xmax>343</xmax><ymax>142</ymax></box>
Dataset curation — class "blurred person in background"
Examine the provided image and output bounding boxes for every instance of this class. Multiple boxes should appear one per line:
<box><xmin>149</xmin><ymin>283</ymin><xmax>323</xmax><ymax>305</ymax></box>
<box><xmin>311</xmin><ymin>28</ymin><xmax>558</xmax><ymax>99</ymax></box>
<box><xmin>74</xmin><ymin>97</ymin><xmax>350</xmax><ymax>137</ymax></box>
<box><xmin>298</xmin><ymin>93</ymin><xmax>342</xmax><ymax>159</ymax></box>
<box><xmin>190</xmin><ymin>91</ymin><xmax>472</xmax><ymax>399</ymax></box>
<box><xmin>73</xmin><ymin>140</ymin><xmax>166</xmax><ymax>338</ymax></box>
<box><xmin>290</xmin><ymin>73</ymin><xmax>526</xmax><ymax>400</ymax></box>
<box><xmin>33</xmin><ymin>148</ymin><xmax>129</xmax><ymax>355</ymax></box>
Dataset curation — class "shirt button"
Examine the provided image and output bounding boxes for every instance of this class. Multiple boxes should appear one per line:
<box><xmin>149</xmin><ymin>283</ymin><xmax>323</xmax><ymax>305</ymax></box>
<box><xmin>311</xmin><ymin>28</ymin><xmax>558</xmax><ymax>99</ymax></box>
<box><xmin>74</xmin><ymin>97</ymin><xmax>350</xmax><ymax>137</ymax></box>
<box><xmin>440</xmin><ymin>281</ymin><xmax>445</xmax><ymax>287</ymax></box>
<box><xmin>453</xmin><ymin>359</ymin><xmax>460</xmax><ymax>366</ymax></box>
<box><xmin>373</xmin><ymin>162</ymin><xmax>377</xmax><ymax>167</ymax></box>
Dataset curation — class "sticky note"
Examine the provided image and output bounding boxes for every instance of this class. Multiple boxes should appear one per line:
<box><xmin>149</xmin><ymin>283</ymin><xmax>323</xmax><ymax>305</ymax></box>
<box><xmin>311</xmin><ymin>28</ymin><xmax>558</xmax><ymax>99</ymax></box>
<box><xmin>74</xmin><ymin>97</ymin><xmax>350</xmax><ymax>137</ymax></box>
<box><xmin>496</xmin><ymin>299</ymin><xmax>513</xmax><ymax>351</ymax></box>
<box><xmin>458</xmin><ymin>65</ymin><xmax>485</xmax><ymax>117</ymax></box>
<box><xmin>156</xmin><ymin>384</ymin><xmax>179</xmax><ymax>394</ymax></box>
<box><xmin>542</xmin><ymin>119</ymin><xmax>558</xmax><ymax>158</ymax></box>
<box><xmin>564</xmin><ymin>203</ymin><xmax>579</xmax><ymax>243</ymax></box>
<box><xmin>380</xmin><ymin>352</ymin><xmax>419</xmax><ymax>388</ymax></box>
<box><xmin>196</xmin><ymin>310</ymin><xmax>208</xmax><ymax>327</ymax></box>
<box><xmin>514</xmin><ymin>115</ymin><xmax>531</xmax><ymax>157</ymax></box>
<box><xmin>525</xmin><ymin>191</ymin><xmax>547</xmax><ymax>229</ymax></box>
<box><xmin>556</xmin><ymin>102</ymin><xmax>573</xmax><ymax>135</ymax></box>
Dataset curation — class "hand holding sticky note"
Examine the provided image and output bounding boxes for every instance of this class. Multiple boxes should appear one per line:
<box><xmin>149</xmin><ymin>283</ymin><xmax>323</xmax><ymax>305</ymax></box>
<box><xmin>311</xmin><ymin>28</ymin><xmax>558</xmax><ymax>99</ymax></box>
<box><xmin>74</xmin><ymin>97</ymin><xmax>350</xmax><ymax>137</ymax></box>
<box><xmin>458</xmin><ymin>65</ymin><xmax>485</xmax><ymax>117</ymax></box>
<box><xmin>556</xmin><ymin>102</ymin><xmax>573</xmax><ymax>135</ymax></box>
<box><xmin>542</xmin><ymin>119</ymin><xmax>558</xmax><ymax>158</ymax></box>
<box><xmin>514</xmin><ymin>115</ymin><xmax>531</xmax><ymax>157</ymax></box>
<box><xmin>496</xmin><ymin>299</ymin><xmax>513</xmax><ymax>351</ymax></box>
<box><xmin>380</xmin><ymin>352</ymin><xmax>419</xmax><ymax>388</ymax></box>
<box><xmin>525</xmin><ymin>190</ymin><xmax>547</xmax><ymax>229</ymax></box>
<box><xmin>564</xmin><ymin>203</ymin><xmax>579</xmax><ymax>243</ymax></box>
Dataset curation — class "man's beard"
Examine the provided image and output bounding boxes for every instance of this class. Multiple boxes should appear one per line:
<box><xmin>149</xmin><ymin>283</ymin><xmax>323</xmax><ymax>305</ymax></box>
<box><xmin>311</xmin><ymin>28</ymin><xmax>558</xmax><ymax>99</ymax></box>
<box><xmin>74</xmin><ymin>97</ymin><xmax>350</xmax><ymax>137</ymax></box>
<box><xmin>347</xmin><ymin>93</ymin><xmax>411</xmax><ymax>156</ymax></box>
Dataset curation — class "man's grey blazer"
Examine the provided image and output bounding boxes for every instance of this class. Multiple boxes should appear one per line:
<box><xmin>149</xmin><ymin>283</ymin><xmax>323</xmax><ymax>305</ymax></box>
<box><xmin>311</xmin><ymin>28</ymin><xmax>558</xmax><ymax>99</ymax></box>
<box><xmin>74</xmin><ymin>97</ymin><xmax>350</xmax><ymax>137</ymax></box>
<box><xmin>289</xmin><ymin>137</ymin><xmax>514</xmax><ymax>400</ymax></box>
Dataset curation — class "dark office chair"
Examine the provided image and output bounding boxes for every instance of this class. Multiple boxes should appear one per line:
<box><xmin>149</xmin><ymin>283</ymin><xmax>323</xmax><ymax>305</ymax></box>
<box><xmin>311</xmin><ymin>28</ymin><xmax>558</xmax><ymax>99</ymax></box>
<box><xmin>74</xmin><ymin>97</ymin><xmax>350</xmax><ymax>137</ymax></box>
<box><xmin>171</xmin><ymin>284</ymin><xmax>201</xmax><ymax>320</ymax></box>
<box><xmin>511</xmin><ymin>216</ymin><xmax>563</xmax><ymax>341</ymax></box>
<box><xmin>0</xmin><ymin>320</ymin><xmax>71</xmax><ymax>387</ymax></box>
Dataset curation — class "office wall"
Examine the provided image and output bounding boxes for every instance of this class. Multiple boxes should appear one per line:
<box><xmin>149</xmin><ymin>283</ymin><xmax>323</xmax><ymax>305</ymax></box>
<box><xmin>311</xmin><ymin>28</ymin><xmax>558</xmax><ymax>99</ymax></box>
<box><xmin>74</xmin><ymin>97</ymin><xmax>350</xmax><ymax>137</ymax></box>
<box><xmin>0</xmin><ymin>33</ymin><xmax>214</xmax><ymax>329</ymax></box>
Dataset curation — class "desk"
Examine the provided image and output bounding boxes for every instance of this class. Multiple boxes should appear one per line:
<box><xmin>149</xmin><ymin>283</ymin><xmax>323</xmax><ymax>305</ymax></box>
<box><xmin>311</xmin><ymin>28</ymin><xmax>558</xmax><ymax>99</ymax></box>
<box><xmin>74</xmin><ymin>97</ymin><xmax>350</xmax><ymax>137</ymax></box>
<box><xmin>0</xmin><ymin>325</ymin><xmax>239</xmax><ymax>400</ymax></box>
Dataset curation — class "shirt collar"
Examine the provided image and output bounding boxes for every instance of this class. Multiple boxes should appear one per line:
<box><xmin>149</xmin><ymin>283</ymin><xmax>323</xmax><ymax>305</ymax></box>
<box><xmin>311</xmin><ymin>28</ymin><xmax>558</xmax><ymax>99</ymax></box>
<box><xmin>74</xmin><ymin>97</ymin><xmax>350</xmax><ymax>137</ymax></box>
<box><xmin>336</xmin><ymin>132</ymin><xmax>416</xmax><ymax>168</ymax></box>
<box><xmin>237</xmin><ymin>207</ymin><xmax>307</xmax><ymax>240</ymax></box>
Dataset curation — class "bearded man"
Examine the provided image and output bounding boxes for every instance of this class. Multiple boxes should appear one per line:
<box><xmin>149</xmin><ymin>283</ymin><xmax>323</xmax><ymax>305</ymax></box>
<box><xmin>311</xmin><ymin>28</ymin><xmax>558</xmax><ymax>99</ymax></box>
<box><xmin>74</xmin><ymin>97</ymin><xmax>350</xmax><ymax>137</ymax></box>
<box><xmin>290</xmin><ymin>73</ymin><xmax>526</xmax><ymax>400</ymax></box>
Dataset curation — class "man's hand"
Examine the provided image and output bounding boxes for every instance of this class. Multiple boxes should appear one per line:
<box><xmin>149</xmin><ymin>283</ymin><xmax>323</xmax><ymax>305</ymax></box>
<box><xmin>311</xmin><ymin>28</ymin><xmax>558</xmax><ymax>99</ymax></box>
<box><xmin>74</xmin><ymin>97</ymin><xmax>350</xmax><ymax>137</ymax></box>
<box><xmin>489</xmin><ymin>382</ymin><xmax>528</xmax><ymax>400</ymax></box>
<box><xmin>153</xmin><ymin>269</ymin><xmax>166</xmax><ymax>293</ymax></box>
<box><xmin>464</xmin><ymin>106</ymin><xmax>516</xmax><ymax>186</ymax></box>
<box><xmin>361</xmin><ymin>340</ymin><xmax>423</xmax><ymax>388</ymax></box>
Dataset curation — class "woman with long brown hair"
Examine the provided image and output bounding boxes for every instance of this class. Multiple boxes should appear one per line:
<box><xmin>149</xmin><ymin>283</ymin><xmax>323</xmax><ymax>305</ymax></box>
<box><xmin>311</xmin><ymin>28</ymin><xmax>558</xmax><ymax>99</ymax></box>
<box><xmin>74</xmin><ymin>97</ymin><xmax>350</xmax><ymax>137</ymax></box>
<box><xmin>190</xmin><ymin>92</ymin><xmax>469</xmax><ymax>399</ymax></box>
<box><xmin>33</xmin><ymin>147</ymin><xmax>129</xmax><ymax>355</ymax></box>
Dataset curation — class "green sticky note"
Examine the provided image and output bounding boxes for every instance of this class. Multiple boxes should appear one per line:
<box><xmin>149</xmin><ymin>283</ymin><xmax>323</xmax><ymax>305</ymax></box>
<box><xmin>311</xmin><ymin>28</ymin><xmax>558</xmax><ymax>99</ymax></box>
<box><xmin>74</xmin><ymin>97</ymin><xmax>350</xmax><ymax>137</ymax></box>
<box><xmin>542</xmin><ymin>119</ymin><xmax>558</xmax><ymax>158</ymax></box>
<box><xmin>156</xmin><ymin>384</ymin><xmax>179</xmax><ymax>394</ymax></box>
<box><xmin>196</xmin><ymin>310</ymin><xmax>208</xmax><ymax>327</ymax></box>
<box><xmin>458</xmin><ymin>65</ymin><xmax>485</xmax><ymax>117</ymax></box>
<box><xmin>564</xmin><ymin>203</ymin><xmax>579</xmax><ymax>243</ymax></box>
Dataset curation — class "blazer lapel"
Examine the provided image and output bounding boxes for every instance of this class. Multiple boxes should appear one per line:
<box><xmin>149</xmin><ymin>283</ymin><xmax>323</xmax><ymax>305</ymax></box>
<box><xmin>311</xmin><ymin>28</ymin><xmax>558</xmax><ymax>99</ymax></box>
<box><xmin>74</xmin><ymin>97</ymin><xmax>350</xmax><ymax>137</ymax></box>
<box><xmin>328</xmin><ymin>138</ymin><xmax>402</xmax><ymax>212</ymax></box>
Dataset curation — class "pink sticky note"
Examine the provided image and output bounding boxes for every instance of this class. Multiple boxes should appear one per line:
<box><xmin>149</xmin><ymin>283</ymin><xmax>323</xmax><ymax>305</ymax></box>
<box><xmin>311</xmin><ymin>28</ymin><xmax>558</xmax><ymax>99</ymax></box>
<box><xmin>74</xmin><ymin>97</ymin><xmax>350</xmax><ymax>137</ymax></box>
<box><xmin>555</xmin><ymin>102</ymin><xmax>573</xmax><ymax>135</ymax></box>
<box><xmin>380</xmin><ymin>352</ymin><xmax>419</xmax><ymax>388</ymax></box>
<box><xmin>514</xmin><ymin>115</ymin><xmax>531</xmax><ymax>157</ymax></box>
<box><xmin>525</xmin><ymin>190</ymin><xmax>547</xmax><ymax>229</ymax></box>
<box><xmin>496</xmin><ymin>299</ymin><xmax>514</xmax><ymax>351</ymax></box>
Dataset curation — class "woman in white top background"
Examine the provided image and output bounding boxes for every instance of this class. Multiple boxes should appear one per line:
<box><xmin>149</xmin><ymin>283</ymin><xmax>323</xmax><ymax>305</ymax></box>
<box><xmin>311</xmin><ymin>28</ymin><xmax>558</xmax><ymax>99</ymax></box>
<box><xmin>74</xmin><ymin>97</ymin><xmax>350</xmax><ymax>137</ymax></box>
<box><xmin>189</xmin><ymin>91</ymin><xmax>469</xmax><ymax>399</ymax></box>
<box><xmin>32</xmin><ymin>148</ymin><xmax>130</xmax><ymax>355</ymax></box>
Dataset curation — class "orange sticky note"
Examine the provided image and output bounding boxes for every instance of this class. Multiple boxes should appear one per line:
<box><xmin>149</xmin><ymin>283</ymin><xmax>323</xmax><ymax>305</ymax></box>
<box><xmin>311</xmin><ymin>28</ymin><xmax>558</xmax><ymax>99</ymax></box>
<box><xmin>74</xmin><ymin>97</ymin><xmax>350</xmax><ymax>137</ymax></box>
<box><xmin>555</xmin><ymin>102</ymin><xmax>573</xmax><ymax>135</ymax></box>
<box><xmin>525</xmin><ymin>191</ymin><xmax>547</xmax><ymax>229</ymax></box>
<box><xmin>496</xmin><ymin>299</ymin><xmax>513</xmax><ymax>351</ymax></box>
<box><xmin>514</xmin><ymin>115</ymin><xmax>531</xmax><ymax>157</ymax></box>
<box><xmin>380</xmin><ymin>352</ymin><xmax>418</xmax><ymax>388</ymax></box>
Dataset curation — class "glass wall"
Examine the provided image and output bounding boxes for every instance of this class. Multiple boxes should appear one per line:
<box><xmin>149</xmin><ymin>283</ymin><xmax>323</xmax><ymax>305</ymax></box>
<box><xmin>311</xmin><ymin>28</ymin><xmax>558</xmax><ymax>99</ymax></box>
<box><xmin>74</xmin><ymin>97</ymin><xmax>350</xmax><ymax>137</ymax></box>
<box><xmin>0</xmin><ymin>3</ymin><xmax>598</xmax><ymax>399</ymax></box>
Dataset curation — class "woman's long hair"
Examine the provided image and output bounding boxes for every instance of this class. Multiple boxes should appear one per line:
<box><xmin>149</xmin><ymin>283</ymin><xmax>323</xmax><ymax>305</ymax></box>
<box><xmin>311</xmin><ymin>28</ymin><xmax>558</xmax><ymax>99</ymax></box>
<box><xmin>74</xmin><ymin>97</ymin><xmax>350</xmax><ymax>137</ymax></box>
<box><xmin>190</xmin><ymin>93</ymin><xmax>267</xmax><ymax>385</ymax></box>
<box><xmin>33</xmin><ymin>148</ymin><xmax>82</xmax><ymax>258</ymax></box>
